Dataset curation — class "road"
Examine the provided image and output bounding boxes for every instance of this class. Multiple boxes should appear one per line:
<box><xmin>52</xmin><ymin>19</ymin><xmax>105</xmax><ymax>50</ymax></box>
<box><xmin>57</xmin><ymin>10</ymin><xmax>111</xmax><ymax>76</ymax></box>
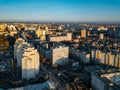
<box><xmin>40</xmin><ymin>63</ymin><xmax>66</xmax><ymax>90</ymax></box>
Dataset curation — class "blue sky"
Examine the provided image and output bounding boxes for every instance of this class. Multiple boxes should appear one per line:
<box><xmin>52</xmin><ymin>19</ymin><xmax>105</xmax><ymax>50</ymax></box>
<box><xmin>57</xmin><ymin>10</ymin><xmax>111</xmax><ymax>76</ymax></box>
<box><xmin>0</xmin><ymin>0</ymin><xmax>120</xmax><ymax>23</ymax></box>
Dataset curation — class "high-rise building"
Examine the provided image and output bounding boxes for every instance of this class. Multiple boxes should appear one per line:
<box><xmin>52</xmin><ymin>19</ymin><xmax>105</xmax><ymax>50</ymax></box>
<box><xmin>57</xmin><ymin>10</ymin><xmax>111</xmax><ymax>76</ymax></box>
<box><xmin>22</xmin><ymin>47</ymin><xmax>39</xmax><ymax>80</ymax></box>
<box><xmin>14</xmin><ymin>38</ymin><xmax>40</xmax><ymax>80</ymax></box>
<box><xmin>14</xmin><ymin>38</ymin><xmax>25</xmax><ymax>59</ymax></box>
<box><xmin>99</xmin><ymin>33</ymin><xmax>104</xmax><ymax>40</ymax></box>
<box><xmin>109</xmin><ymin>54</ymin><xmax>115</xmax><ymax>66</ymax></box>
<box><xmin>52</xmin><ymin>46</ymin><xmax>69</xmax><ymax>66</ymax></box>
<box><xmin>0</xmin><ymin>36</ymin><xmax>9</xmax><ymax>51</ymax></box>
<box><xmin>92</xmin><ymin>71</ymin><xmax>120</xmax><ymax>90</ymax></box>
<box><xmin>87</xmin><ymin>31</ymin><xmax>90</xmax><ymax>36</ymax></box>
<box><xmin>45</xmin><ymin>26</ymin><xmax>48</xmax><ymax>32</ymax></box>
<box><xmin>17</xmin><ymin>42</ymin><xmax>30</xmax><ymax>67</ymax></box>
<box><xmin>91</xmin><ymin>50</ymin><xmax>120</xmax><ymax>68</ymax></box>
<box><xmin>91</xmin><ymin>50</ymin><xmax>96</xmax><ymax>61</ymax></box>
<box><xmin>81</xmin><ymin>29</ymin><xmax>86</xmax><ymax>38</ymax></box>
<box><xmin>99</xmin><ymin>52</ymin><xmax>106</xmax><ymax>64</ymax></box>
<box><xmin>0</xmin><ymin>23</ymin><xmax>7</xmax><ymax>31</ymax></box>
<box><xmin>69</xmin><ymin>47</ymin><xmax>90</xmax><ymax>64</ymax></box>
<box><xmin>115</xmin><ymin>55</ymin><xmax>120</xmax><ymax>68</ymax></box>
<box><xmin>48</xmin><ymin>33</ymin><xmax>72</xmax><ymax>42</ymax></box>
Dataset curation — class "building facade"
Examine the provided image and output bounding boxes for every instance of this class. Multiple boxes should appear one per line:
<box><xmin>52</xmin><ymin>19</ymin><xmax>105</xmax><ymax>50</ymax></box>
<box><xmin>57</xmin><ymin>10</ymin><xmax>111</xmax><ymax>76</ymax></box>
<box><xmin>48</xmin><ymin>33</ymin><xmax>72</xmax><ymax>42</ymax></box>
<box><xmin>81</xmin><ymin>29</ymin><xmax>86</xmax><ymax>38</ymax></box>
<box><xmin>22</xmin><ymin>47</ymin><xmax>39</xmax><ymax>80</ymax></box>
<box><xmin>14</xmin><ymin>38</ymin><xmax>40</xmax><ymax>80</ymax></box>
<box><xmin>91</xmin><ymin>50</ymin><xmax>120</xmax><ymax>68</ymax></box>
<box><xmin>52</xmin><ymin>46</ymin><xmax>69</xmax><ymax>66</ymax></box>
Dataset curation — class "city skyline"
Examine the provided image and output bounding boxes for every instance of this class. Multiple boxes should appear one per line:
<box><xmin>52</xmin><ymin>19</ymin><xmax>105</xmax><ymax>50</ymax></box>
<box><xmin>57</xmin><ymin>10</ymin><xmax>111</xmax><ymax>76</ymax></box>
<box><xmin>0</xmin><ymin>0</ymin><xmax>120</xmax><ymax>23</ymax></box>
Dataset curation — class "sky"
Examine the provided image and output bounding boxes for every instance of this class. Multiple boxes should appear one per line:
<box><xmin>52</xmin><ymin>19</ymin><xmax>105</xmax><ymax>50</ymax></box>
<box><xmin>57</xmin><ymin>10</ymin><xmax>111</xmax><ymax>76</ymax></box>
<box><xmin>0</xmin><ymin>0</ymin><xmax>120</xmax><ymax>23</ymax></box>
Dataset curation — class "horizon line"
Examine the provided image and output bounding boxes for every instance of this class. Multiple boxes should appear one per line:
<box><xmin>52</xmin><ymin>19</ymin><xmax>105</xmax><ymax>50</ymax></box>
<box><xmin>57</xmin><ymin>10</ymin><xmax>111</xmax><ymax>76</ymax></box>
<box><xmin>0</xmin><ymin>20</ymin><xmax>120</xmax><ymax>24</ymax></box>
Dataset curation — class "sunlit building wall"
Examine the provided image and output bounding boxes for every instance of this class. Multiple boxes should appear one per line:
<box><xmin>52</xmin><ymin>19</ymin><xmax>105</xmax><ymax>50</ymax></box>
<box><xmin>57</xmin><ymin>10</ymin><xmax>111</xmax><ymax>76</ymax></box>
<box><xmin>22</xmin><ymin>47</ymin><xmax>39</xmax><ymax>80</ymax></box>
<box><xmin>81</xmin><ymin>29</ymin><xmax>86</xmax><ymax>38</ymax></box>
<box><xmin>99</xmin><ymin>33</ymin><xmax>104</xmax><ymax>40</ymax></box>
<box><xmin>17</xmin><ymin>42</ymin><xmax>30</xmax><ymax>67</ymax></box>
<box><xmin>91</xmin><ymin>50</ymin><xmax>120</xmax><ymax>68</ymax></box>
<box><xmin>52</xmin><ymin>46</ymin><xmax>69</xmax><ymax>66</ymax></box>
<box><xmin>48</xmin><ymin>33</ymin><xmax>72</xmax><ymax>42</ymax></box>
